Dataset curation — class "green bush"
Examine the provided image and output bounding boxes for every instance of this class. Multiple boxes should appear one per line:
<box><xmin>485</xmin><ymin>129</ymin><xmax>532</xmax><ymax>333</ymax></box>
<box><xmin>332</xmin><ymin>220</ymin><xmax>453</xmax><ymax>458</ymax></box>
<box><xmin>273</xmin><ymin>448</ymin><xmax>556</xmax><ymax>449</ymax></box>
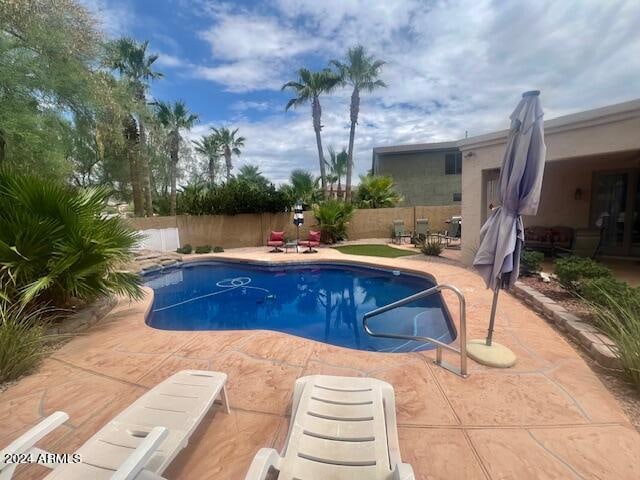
<box><xmin>355</xmin><ymin>174</ymin><xmax>402</xmax><ymax>208</ymax></box>
<box><xmin>554</xmin><ymin>256</ymin><xmax>612</xmax><ymax>290</ymax></box>
<box><xmin>0</xmin><ymin>171</ymin><xmax>142</xmax><ymax>307</ymax></box>
<box><xmin>195</xmin><ymin>245</ymin><xmax>212</xmax><ymax>254</ymax></box>
<box><xmin>589</xmin><ymin>285</ymin><xmax>640</xmax><ymax>389</ymax></box>
<box><xmin>176</xmin><ymin>244</ymin><xmax>193</xmax><ymax>254</ymax></box>
<box><xmin>0</xmin><ymin>302</ymin><xmax>49</xmax><ymax>383</ymax></box>
<box><xmin>420</xmin><ymin>240</ymin><xmax>443</xmax><ymax>256</ymax></box>
<box><xmin>178</xmin><ymin>179</ymin><xmax>289</xmax><ymax>215</ymax></box>
<box><xmin>520</xmin><ymin>250</ymin><xmax>544</xmax><ymax>276</ymax></box>
<box><xmin>213</xmin><ymin>246</ymin><xmax>224</xmax><ymax>253</ymax></box>
<box><xmin>581</xmin><ymin>277</ymin><xmax>640</xmax><ymax>312</ymax></box>
<box><xmin>312</xmin><ymin>199</ymin><xmax>355</xmax><ymax>244</ymax></box>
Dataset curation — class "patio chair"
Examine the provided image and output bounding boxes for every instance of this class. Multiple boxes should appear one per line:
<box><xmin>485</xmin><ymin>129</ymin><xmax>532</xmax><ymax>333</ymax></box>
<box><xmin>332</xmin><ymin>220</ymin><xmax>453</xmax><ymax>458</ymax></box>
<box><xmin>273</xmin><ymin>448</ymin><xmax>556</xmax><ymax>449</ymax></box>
<box><xmin>244</xmin><ymin>375</ymin><xmax>415</xmax><ymax>480</ymax></box>
<box><xmin>268</xmin><ymin>231</ymin><xmax>285</xmax><ymax>252</ymax></box>
<box><xmin>555</xmin><ymin>228</ymin><xmax>601</xmax><ymax>259</ymax></box>
<box><xmin>412</xmin><ymin>218</ymin><xmax>429</xmax><ymax>246</ymax></box>
<box><xmin>0</xmin><ymin>370</ymin><xmax>229</xmax><ymax>480</ymax></box>
<box><xmin>299</xmin><ymin>230</ymin><xmax>321</xmax><ymax>253</ymax></box>
<box><xmin>429</xmin><ymin>217</ymin><xmax>461</xmax><ymax>248</ymax></box>
<box><xmin>392</xmin><ymin>220</ymin><xmax>411</xmax><ymax>245</ymax></box>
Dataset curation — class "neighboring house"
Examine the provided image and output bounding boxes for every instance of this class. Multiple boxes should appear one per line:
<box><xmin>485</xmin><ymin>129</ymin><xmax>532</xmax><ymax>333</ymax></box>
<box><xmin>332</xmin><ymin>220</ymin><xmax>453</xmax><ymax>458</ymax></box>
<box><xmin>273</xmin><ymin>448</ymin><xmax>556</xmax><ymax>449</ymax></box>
<box><xmin>371</xmin><ymin>141</ymin><xmax>462</xmax><ymax>206</ymax></box>
<box><xmin>373</xmin><ymin>98</ymin><xmax>640</xmax><ymax>265</ymax></box>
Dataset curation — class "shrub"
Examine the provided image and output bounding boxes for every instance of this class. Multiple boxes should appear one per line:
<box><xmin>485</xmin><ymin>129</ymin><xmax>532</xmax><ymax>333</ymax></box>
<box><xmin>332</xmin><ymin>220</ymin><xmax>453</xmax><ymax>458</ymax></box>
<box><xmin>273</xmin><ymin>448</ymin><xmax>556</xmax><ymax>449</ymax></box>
<box><xmin>178</xmin><ymin>179</ymin><xmax>289</xmax><ymax>215</ymax></box>
<box><xmin>589</xmin><ymin>286</ymin><xmax>640</xmax><ymax>389</ymax></box>
<box><xmin>0</xmin><ymin>302</ymin><xmax>49</xmax><ymax>383</ymax></box>
<box><xmin>195</xmin><ymin>245</ymin><xmax>212</xmax><ymax>254</ymax></box>
<box><xmin>420</xmin><ymin>240</ymin><xmax>444</xmax><ymax>256</ymax></box>
<box><xmin>176</xmin><ymin>244</ymin><xmax>193</xmax><ymax>254</ymax></box>
<box><xmin>0</xmin><ymin>171</ymin><xmax>142</xmax><ymax>307</ymax></box>
<box><xmin>520</xmin><ymin>250</ymin><xmax>544</xmax><ymax>276</ymax></box>
<box><xmin>581</xmin><ymin>277</ymin><xmax>640</xmax><ymax>312</ymax></box>
<box><xmin>554</xmin><ymin>256</ymin><xmax>612</xmax><ymax>290</ymax></box>
<box><xmin>356</xmin><ymin>174</ymin><xmax>402</xmax><ymax>208</ymax></box>
<box><xmin>213</xmin><ymin>246</ymin><xmax>224</xmax><ymax>253</ymax></box>
<box><xmin>312</xmin><ymin>199</ymin><xmax>355</xmax><ymax>243</ymax></box>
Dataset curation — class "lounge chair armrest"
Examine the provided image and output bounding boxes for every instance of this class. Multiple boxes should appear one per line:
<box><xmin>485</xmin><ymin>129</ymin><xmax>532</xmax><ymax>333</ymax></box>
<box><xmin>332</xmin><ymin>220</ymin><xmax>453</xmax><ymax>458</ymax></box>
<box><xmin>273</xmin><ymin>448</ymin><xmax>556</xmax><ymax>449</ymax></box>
<box><xmin>1</xmin><ymin>411</ymin><xmax>69</xmax><ymax>462</ymax></box>
<box><xmin>392</xmin><ymin>462</ymin><xmax>416</xmax><ymax>480</ymax></box>
<box><xmin>244</xmin><ymin>448</ymin><xmax>281</xmax><ymax>480</ymax></box>
<box><xmin>112</xmin><ymin>427</ymin><xmax>168</xmax><ymax>480</ymax></box>
<box><xmin>134</xmin><ymin>470</ymin><xmax>167</xmax><ymax>480</ymax></box>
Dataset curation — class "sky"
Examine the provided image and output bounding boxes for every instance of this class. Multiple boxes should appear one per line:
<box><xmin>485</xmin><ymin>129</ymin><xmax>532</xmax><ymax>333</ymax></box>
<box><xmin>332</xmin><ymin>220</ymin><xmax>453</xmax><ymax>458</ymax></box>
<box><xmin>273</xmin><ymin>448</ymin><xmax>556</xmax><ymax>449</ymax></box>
<box><xmin>82</xmin><ymin>0</ymin><xmax>640</xmax><ymax>185</ymax></box>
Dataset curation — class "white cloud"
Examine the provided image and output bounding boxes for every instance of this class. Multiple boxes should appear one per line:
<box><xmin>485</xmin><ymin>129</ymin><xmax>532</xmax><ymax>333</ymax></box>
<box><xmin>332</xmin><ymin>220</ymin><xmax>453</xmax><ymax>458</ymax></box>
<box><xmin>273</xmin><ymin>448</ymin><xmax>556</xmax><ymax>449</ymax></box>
<box><xmin>155</xmin><ymin>53</ymin><xmax>185</xmax><ymax>68</ymax></box>
<box><xmin>80</xmin><ymin>0</ymin><xmax>133</xmax><ymax>38</ymax></box>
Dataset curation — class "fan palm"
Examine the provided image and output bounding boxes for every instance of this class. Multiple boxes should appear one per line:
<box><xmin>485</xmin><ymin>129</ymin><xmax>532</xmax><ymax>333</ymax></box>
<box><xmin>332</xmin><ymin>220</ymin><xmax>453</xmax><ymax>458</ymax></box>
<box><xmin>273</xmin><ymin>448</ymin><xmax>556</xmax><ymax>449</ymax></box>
<box><xmin>356</xmin><ymin>174</ymin><xmax>402</xmax><ymax>208</ymax></box>
<box><xmin>0</xmin><ymin>170</ymin><xmax>142</xmax><ymax>307</ymax></box>
<box><xmin>237</xmin><ymin>164</ymin><xmax>269</xmax><ymax>187</ymax></box>
<box><xmin>331</xmin><ymin>46</ymin><xmax>386</xmax><ymax>202</ymax></box>
<box><xmin>193</xmin><ymin>134</ymin><xmax>221</xmax><ymax>184</ymax></box>
<box><xmin>104</xmin><ymin>37</ymin><xmax>163</xmax><ymax>216</ymax></box>
<box><xmin>326</xmin><ymin>146</ymin><xmax>349</xmax><ymax>199</ymax></box>
<box><xmin>282</xmin><ymin>68</ymin><xmax>340</xmax><ymax>195</ymax></box>
<box><xmin>155</xmin><ymin>101</ymin><xmax>199</xmax><ymax>215</ymax></box>
<box><xmin>211</xmin><ymin>127</ymin><xmax>245</xmax><ymax>181</ymax></box>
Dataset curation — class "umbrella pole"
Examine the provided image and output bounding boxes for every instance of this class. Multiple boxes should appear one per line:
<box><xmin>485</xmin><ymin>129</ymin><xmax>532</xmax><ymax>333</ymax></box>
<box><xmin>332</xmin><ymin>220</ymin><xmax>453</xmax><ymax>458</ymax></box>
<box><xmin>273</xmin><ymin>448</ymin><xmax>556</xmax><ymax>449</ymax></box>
<box><xmin>486</xmin><ymin>283</ymin><xmax>500</xmax><ymax>346</ymax></box>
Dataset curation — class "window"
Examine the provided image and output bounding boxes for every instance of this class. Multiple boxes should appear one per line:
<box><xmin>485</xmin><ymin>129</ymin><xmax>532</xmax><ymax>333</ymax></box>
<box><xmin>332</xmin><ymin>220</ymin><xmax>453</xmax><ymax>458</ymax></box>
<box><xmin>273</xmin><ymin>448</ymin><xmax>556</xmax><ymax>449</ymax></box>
<box><xmin>453</xmin><ymin>192</ymin><xmax>462</xmax><ymax>202</ymax></box>
<box><xmin>445</xmin><ymin>152</ymin><xmax>462</xmax><ymax>175</ymax></box>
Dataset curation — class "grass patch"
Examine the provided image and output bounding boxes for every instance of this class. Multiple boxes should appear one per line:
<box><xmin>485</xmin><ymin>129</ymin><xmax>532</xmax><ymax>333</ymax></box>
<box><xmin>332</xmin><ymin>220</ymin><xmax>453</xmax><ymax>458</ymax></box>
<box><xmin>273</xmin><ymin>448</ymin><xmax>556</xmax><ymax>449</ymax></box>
<box><xmin>333</xmin><ymin>244</ymin><xmax>418</xmax><ymax>258</ymax></box>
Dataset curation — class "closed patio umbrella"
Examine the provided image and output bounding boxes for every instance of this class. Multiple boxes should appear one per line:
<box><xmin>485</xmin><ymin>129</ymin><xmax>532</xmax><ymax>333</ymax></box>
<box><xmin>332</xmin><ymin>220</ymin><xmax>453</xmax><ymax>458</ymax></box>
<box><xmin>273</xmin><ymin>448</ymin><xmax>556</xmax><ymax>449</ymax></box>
<box><xmin>468</xmin><ymin>90</ymin><xmax>546</xmax><ymax>368</ymax></box>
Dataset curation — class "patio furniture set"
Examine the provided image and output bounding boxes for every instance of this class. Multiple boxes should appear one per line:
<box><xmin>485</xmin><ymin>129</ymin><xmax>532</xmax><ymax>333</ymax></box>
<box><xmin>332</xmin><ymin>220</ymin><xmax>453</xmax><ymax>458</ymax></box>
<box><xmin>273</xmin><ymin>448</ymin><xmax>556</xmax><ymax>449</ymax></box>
<box><xmin>393</xmin><ymin>217</ymin><xmax>462</xmax><ymax>248</ymax></box>
<box><xmin>267</xmin><ymin>230</ymin><xmax>321</xmax><ymax>254</ymax></box>
<box><xmin>1</xmin><ymin>371</ymin><xmax>415</xmax><ymax>480</ymax></box>
<box><xmin>524</xmin><ymin>225</ymin><xmax>601</xmax><ymax>258</ymax></box>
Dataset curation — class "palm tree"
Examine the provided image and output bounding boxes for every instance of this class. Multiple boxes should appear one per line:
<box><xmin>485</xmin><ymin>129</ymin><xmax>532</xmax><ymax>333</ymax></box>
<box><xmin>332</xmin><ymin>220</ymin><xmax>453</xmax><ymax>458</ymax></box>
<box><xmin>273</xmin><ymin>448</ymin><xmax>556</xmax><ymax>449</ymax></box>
<box><xmin>211</xmin><ymin>127</ymin><xmax>245</xmax><ymax>181</ymax></box>
<box><xmin>282</xmin><ymin>68</ymin><xmax>340</xmax><ymax>196</ymax></box>
<box><xmin>193</xmin><ymin>134</ymin><xmax>221</xmax><ymax>184</ymax></box>
<box><xmin>289</xmin><ymin>169</ymin><xmax>319</xmax><ymax>207</ymax></box>
<box><xmin>105</xmin><ymin>38</ymin><xmax>163</xmax><ymax>216</ymax></box>
<box><xmin>326</xmin><ymin>146</ymin><xmax>348</xmax><ymax>199</ymax></box>
<box><xmin>331</xmin><ymin>46</ymin><xmax>386</xmax><ymax>202</ymax></box>
<box><xmin>155</xmin><ymin>101</ymin><xmax>198</xmax><ymax>215</ymax></box>
<box><xmin>355</xmin><ymin>174</ymin><xmax>402</xmax><ymax>208</ymax></box>
<box><xmin>237</xmin><ymin>164</ymin><xmax>269</xmax><ymax>187</ymax></box>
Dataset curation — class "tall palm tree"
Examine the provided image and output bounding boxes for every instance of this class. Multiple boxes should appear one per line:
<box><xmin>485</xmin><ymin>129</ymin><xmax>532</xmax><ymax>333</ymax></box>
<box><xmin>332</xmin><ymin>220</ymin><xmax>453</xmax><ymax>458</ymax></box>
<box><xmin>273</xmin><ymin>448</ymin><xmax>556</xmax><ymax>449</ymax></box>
<box><xmin>282</xmin><ymin>68</ymin><xmax>340</xmax><ymax>196</ymax></box>
<box><xmin>331</xmin><ymin>46</ymin><xmax>386</xmax><ymax>202</ymax></box>
<box><xmin>105</xmin><ymin>38</ymin><xmax>163</xmax><ymax>216</ymax></box>
<box><xmin>155</xmin><ymin>101</ymin><xmax>198</xmax><ymax>215</ymax></box>
<box><xmin>211</xmin><ymin>127</ymin><xmax>245</xmax><ymax>181</ymax></box>
<box><xmin>192</xmin><ymin>134</ymin><xmax>221</xmax><ymax>184</ymax></box>
<box><xmin>326</xmin><ymin>146</ymin><xmax>348</xmax><ymax>199</ymax></box>
<box><xmin>237</xmin><ymin>164</ymin><xmax>269</xmax><ymax>187</ymax></box>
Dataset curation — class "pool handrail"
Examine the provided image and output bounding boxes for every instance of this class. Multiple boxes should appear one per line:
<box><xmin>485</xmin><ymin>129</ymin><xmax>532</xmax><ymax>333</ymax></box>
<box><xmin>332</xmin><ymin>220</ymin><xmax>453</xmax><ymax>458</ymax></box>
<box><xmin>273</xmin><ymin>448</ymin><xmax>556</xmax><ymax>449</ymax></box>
<box><xmin>363</xmin><ymin>283</ymin><xmax>468</xmax><ymax>378</ymax></box>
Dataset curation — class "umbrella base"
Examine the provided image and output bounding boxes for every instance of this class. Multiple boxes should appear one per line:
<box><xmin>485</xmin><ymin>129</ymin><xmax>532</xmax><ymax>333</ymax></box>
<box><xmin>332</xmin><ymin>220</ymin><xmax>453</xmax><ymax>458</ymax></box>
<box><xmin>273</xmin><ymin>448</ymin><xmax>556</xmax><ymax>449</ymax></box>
<box><xmin>466</xmin><ymin>339</ymin><xmax>516</xmax><ymax>368</ymax></box>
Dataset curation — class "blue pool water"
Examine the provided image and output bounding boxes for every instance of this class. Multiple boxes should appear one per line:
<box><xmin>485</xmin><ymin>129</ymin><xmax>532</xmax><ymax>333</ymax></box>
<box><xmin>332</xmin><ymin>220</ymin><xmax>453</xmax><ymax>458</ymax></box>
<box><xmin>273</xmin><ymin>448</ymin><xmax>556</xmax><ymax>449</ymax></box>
<box><xmin>144</xmin><ymin>261</ymin><xmax>456</xmax><ymax>353</ymax></box>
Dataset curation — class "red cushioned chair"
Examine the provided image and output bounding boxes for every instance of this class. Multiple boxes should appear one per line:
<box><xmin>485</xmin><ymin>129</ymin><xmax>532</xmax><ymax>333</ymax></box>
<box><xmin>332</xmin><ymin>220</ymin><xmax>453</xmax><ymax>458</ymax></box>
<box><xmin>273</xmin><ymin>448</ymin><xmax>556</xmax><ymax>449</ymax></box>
<box><xmin>299</xmin><ymin>230</ymin><xmax>321</xmax><ymax>253</ymax></box>
<box><xmin>268</xmin><ymin>231</ymin><xmax>285</xmax><ymax>252</ymax></box>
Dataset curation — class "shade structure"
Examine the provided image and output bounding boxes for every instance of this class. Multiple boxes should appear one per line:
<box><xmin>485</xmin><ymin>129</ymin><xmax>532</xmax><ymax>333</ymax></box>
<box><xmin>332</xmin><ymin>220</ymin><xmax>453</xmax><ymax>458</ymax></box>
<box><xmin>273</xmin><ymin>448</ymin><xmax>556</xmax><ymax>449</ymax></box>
<box><xmin>469</xmin><ymin>91</ymin><xmax>546</xmax><ymax>366</ymax></box>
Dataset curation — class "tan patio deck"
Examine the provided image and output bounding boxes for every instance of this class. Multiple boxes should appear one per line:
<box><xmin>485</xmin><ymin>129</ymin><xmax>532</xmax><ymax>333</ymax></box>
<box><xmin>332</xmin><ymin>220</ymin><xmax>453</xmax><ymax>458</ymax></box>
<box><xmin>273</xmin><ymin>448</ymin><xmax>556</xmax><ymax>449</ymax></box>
<box><xmin>2</xmin><ymin>247</ymin><xmax>639</xmax><ymax>479</ymax></box>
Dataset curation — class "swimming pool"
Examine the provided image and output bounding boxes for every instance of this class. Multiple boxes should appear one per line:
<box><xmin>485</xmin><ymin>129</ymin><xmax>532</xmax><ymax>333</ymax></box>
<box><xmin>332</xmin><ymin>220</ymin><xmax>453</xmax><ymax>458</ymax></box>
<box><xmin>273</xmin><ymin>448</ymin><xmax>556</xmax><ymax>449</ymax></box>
<box><xmin>144</xmin><ymin>261</ymin><xmax>456</xmax><ymax>353</ymax></box>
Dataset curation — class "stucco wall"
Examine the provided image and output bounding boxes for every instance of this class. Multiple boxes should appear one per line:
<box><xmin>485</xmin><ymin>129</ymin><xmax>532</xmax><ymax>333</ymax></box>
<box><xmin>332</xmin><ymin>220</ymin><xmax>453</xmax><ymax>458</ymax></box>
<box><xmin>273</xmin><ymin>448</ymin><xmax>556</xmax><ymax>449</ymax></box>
<box><xmin>460</xmin><ymin>109</ymin><xmax>640</xmax><ymax>265</ymax></box>
<box><xmin>376</xmin><ymin>151</ymin><xmax>462</xmax><ymax>206</ymax></box>
<box><xmin>127</xmin><ymin>205</ymin><xmax>461</xmax><ymax>248</ymax></box>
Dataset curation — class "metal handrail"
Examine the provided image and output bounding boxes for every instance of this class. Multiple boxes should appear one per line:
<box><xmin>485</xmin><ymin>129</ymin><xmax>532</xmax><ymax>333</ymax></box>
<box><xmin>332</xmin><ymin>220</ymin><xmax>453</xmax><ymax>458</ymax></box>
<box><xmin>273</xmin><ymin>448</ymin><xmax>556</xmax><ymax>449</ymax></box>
<box><xmin>363</xmin><ymin>284</ymin><xmax>468</xmax><ymax>377</ymax></box>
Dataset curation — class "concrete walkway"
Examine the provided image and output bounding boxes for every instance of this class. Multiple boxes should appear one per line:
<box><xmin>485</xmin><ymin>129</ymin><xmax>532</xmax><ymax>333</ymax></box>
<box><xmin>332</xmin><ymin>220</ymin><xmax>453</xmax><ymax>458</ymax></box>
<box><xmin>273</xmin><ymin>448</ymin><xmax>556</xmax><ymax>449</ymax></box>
<box><xmin>1</xmin><ymin>247</ymin><xmax>639</xmax><ymax>479</ymax></box>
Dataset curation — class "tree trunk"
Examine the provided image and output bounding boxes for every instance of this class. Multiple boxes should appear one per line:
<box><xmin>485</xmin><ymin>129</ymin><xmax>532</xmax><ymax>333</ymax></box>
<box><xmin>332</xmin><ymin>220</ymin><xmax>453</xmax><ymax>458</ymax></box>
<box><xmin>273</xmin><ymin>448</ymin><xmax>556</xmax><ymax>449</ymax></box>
<box><xmin>224</xmin><ymin>147</ymin><xmax>232</xmax><ymax>181</ymax></box>
<box><xmin>338</xmin><ymin>176</ymin><xmax>342</xmax><ymax>200</ymax></box>
<box><xmin>138</xmin><ymin>117</ymin><xmax>154</xmax><ymax>217</ymax></box>
<box><xmin>124</xmin><ymin>115</ymin><xmax>144</xmax><ymax>216</ymax></box>
<box><xmin>209</xmin><ymin>155</ymin><xmax>215</xmax><ymax>184</ymax></box>
<box><xmin>169</xmin><ymin>132</ymin><xmax>179</xmax><ymax>216</ymax></box>
<box><xmin>312</xmin><ymin>96</ymin><xmax>327</xmax><ymax>197</ymax></box>
<box><xmin>345</xmin><ymin>87</ymin><xmax>360</xmax><ymax>203</ymax></box>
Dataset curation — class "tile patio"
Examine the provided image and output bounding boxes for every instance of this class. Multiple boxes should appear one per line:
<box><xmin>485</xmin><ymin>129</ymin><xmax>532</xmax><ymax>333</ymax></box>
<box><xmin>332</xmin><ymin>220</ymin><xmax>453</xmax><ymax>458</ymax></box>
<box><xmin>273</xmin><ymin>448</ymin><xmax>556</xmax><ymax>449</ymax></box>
<box><xmin>2</xmin><ymin>247</ymin><xmax>639</xmax><ymax>479</ymax></box>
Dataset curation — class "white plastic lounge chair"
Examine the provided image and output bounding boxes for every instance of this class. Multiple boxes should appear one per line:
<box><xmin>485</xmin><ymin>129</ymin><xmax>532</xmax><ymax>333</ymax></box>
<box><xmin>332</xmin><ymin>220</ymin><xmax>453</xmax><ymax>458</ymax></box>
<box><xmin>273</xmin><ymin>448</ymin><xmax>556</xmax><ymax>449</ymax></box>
<box><xmin>245</xmin><ymin>375</ymin><xmax>415</xmax><ymax>480</ymax></box>
<box><xmin>0</xmin><ymin>370</ymin><xmax>228</xmax><ymax>480</ymax></box>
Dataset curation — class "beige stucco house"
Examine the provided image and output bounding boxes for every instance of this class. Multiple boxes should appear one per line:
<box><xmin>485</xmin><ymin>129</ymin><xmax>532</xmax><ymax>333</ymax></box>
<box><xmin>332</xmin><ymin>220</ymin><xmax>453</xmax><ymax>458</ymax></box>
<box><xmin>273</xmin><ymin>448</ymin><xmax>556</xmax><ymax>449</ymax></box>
<box><xmin>373</xmin><ymin>98</ymin><xmax>640</xmax><ymax>265</ymax></box>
